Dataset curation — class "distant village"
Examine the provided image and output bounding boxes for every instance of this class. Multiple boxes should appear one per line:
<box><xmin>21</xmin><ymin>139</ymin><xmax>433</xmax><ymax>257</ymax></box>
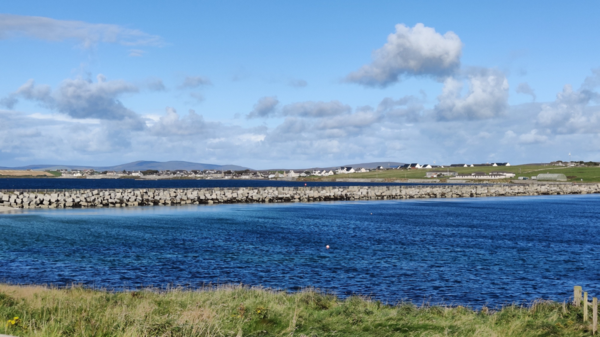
<box><xmin>55</xmin><ymin>160</ymin><xmax>596</xmax><ymax>181</ymax></box>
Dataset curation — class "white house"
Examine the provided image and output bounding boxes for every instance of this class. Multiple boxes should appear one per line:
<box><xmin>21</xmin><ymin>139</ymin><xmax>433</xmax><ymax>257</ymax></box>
<box><xmin>287</xmin><ymin>170</ymin><xmax>300</xmax><ymax>178</ymax></box>
<box><xmin>355</xmin><ymin>168</ymin><xmax>369</xmax><ymax>173</ymax></box>
<box><xmin>131</xmin><ymin>171</ymin><xmax>143</xmax><ymax>177</ymax></box>
<box><xmin>491</xmin><ymin>171</ymin><xmax>516</xmax><ymax>178</ymax></box>
<box><xmin>421</xmin><ymin>164</ymin><xmax>432</xmax><ymax>169</ymax></box>
<box><xmin>336</xmin><ymin>167</ymin><xmax>355</xmax><ymax>174</ymax></box>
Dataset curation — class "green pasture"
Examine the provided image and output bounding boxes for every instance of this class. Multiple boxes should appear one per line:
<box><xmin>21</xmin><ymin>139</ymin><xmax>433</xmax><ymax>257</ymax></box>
<box><xmin>301</xmin><ymin>165</ymin><xmax>600</xmax><ymax>183</ymax></box>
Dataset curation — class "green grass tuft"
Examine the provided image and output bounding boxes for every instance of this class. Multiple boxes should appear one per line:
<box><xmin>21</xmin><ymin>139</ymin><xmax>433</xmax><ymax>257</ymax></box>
<box><xmin>0</xmin><ymin>284</ymin><xmax>596</xmax><ymax>336</ymax></box>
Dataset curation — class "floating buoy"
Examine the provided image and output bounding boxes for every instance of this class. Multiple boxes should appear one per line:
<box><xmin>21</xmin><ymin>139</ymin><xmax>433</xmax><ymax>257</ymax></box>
<box><xmin>370</xmin><ymin>213</ymin><xmax>372</xmax><ymax>215</ymax></box>
<box><xmin>326</xmin><ymin>245</ymin><xmax>330</xmax><ymax>249</ymax></box>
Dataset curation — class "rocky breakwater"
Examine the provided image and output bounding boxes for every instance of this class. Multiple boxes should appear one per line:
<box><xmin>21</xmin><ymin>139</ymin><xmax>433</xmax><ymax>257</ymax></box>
<box><xmin>0</xmin><ymin>184</ymin><xmax>599</xmax><ymax>209</ymax></box>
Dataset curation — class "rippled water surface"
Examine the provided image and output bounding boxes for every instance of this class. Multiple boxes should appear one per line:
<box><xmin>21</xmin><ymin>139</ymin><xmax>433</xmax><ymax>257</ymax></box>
<box><xmin>1</xmin><ymin>194</ymin><xmax>599</xmax><ymax>306</ymax></box>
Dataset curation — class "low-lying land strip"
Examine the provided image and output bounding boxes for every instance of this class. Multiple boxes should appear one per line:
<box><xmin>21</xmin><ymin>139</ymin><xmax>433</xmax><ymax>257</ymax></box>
<box><xmin>0</xmin><ymin>284</ymin><xmax>594</xmax><ymax>336</ymax></box>
<box><xmin>0</xmin><ymin>184</ymin><xmax>599</xmax><ymax>209</ymax></box>
<box><xmin>303</xmin><ymin>165</ymin><xmax>600</xmax><ymax>183</ymax></box>
<box><xmin>0</xmin><ymin>170</ymin><xmax>54</xmax><ymax>177</ymax></box>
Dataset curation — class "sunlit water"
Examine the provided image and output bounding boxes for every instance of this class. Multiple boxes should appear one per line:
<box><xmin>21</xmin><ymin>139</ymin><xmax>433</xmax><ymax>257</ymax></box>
<box><xmin>1</xmin><ymin>194</ymin><xmax>599</xmax><ymax>307</ymax></box>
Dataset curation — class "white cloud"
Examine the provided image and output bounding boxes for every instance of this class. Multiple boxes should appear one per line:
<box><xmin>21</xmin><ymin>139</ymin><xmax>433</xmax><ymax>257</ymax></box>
<box><xmin>435</xmin><ymin>70</ymin><xmax>509</xmax><ymax>121</ymax></box>
<box><xmin>2</xmin><ymin>75</ymin><xmax>141</xmax><ymax>122</ymax></box>
<box><xmin>376</xmin><ymin>95</ymin><xmax>424</xmax><ymax>123</ymax></box>
<box><xmin>346</xmin><ymin>23</ymin><xmax>462</xmax><ymax>87</ymax></box>
<box><xmin>0</xmin><ymin>14</ymin><xmax>162</xmax><ymax>48</ymax></box>
<box><xmin>518</xmin><ymin>129</ymin><xmax>548</xmax><ymax>144</ymax></box>
<box><xmin>144</xmin><ymin>78</ymin><xmax>166</xmax><ymax>91</ymax></box>
<box><xmin>151</xmin><ymin>108</ymin><xmax>218</xmax><ymax>137</ymax></box>
<box><xmin>189</xmin><ymin>92</ymin><xmax>205</xmax><ymax>103</ymax></box>
<box><xmin>516</xmin><ymin>82</ymin><xmax>536</xmax><ymax>101</ymax></box>
<box><xmin>178</xmin><ymin>76</ymin><xmax>212</xmax><ymax>89</ymax></box>
<box><xmin>536</xmin><ymin>84</ymin><xmax>600</xmax><ymax>134</ymax></box>
<box><xmin>247</xmin><ymin>96</ymin><xmax>279</xmax><ymax>118</ymax></box>
<box><xmin>281</xmin><ymin>100</ymin><xmax>351</xmax><ymax>118</ymax></box>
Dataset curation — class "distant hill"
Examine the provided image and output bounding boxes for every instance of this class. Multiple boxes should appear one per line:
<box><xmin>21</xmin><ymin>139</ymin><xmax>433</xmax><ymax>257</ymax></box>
<box><xmin>0</xmin><ymin>161</ymin><xmax>250</xmax><ymax>172</ymax></box>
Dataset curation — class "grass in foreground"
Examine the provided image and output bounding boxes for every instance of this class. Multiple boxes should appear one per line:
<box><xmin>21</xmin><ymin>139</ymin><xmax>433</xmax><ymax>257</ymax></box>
<box><xmin>0</xmin><ymin>284</ymin><xmax>595</xmax><ymax>336</ymax></box>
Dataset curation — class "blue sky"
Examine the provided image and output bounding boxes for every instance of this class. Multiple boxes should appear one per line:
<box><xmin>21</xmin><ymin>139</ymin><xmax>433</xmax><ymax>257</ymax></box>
<box><xmin>1</xmin><ymin>1</ymin><xmax>599</xmax><ymax>169</ymax></box>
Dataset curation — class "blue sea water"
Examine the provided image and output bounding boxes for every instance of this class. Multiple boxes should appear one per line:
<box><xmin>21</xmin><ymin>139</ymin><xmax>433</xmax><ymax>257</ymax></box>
<box><xmin>1</xmin><ymin>194</ymin><xmax>599</xmax><ymax>307</ymax></box>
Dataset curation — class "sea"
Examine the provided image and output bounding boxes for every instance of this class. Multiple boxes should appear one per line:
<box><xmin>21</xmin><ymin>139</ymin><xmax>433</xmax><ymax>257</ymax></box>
<box><xmin>1</xmin><ymin>194</ymin><xmax>599</xmax><ymax>307</ymax></box>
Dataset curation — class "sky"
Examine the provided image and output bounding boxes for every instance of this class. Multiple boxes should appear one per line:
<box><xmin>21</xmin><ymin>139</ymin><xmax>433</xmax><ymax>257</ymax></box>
<box><xmin>1</xmin><ymin>1</ymin><xmax>599</xmax><ymax>169</ymax></box>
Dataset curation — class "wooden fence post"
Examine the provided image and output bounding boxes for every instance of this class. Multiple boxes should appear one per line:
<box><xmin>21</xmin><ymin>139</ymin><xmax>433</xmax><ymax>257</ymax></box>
<box><xmin>585</xmin><ymin>292</ymin><xmax>589</xmax><ymax>321</ymax></box>
<box><xmin>574</xmin><ymin>286</ymin><xmax>583</xmax><ymax>306</ymax></box>
<box><xmin>593</xmin><ymin>297</ymin><xmax>598</xmax><ymax>335</ymax></box>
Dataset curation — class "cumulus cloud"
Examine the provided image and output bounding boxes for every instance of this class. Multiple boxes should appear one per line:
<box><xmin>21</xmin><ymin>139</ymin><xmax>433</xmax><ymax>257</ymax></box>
<box><xmin>2</xmin><ymin>75</ymin><xmax>141</xmax><ymax>121</ymax></box>
<box><xmin>516</xmin><ymin>82</ymin><xmax>536</xmax><ymax>101</ymax></box>
<box><xmin>281</xmin><ymin>100</ymin><xmax>351</xmax><ymax>118</ymax></box>
<box><xmin>151</xmin><ymin>108</ymin><xmax>218</xmax><ymax>137</ymax></box>
<box><xmin>346</xmin><ymin>23</ymin><xmax>462</xmax><ymax>87</ymax></box>
<box><xmin>0</xmin><ymin>14</ymin><xmax>162</xmax><ymax>48</ymax></box>
<box><xmin>536</xmin><ymin>83</ymin><xmax>600</xmax><ymax>134</ymax></box>
<box><xmin>289</xmin><ymin>79</ymin><xmax>308</xmax><ymax>88</ymax></box>
<box><xmin>247</xmin><ymin>96</ymin><xmax>279</xmax><ymax>118</ymax></box>
<box><xmin>178</xmin><ymin>76</ymin><xmax>212</xmax><ymax>89</ymax></box>
<box><xmin>376</xmin><ymin>95</ymin><xmax>424</xmax><ymax>122</ymax></box>
<box><xmin>0</xmin><ymin>94</ymin><xmax>19</xmax><ymax>109</ymax></box>
<box><xmin>518</xmin><ymin>129</ymin><xmax>548</xmax><ymax>144</ymax></box>
<box><xmin>581</xmin><ymin>68</ymin><xmax>600</xmax><ymax>91</ymax></box>
<box><xmin>145</xmin><ymin>78</ymin><xmax>166</xmax><ymax>91</ymax></box>
<box><xmin>434</xmin><ymin>69</ymin><xmax>509</xmax><ymax>121</ymax></box>
<box><xmin>315</xmin><ymin>109</ymin><xmax>382</xmax><ymax>130</ymax></box>
<box><xmin>189</xmin><ymin>92</ymin><xmax>205</xmax><ymax>103</ymax></box>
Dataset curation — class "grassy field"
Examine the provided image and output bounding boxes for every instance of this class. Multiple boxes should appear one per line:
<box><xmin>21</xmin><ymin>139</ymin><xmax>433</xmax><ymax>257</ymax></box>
<box><xmin>300</xmin><ymin>165</ymin><xmax>600</xmax><ymax>183</ymax></box>
<box><xmin>46</xmin><ymin>171</ymin><xmax>62</xmax><ymax>177</ymax></box>
<box><xmin>0</xmin><ymin>170</ymin><xmax>54</xmax><ymax>178</ymax></box>
<box><xmin>0</xmin><ymin>284</ymin><xmax>595</xmax><ymax>336</ymax></box>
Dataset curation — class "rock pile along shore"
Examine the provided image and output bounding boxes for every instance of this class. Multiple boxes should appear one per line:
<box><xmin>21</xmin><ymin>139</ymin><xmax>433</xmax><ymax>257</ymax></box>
<box><xmin>0</xmin><ymin>184</ymin><xmax>598</xmax><ymax>209</ymax></box>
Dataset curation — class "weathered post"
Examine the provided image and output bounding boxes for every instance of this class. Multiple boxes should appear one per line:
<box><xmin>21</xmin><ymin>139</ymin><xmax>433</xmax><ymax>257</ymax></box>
<box><xmin>574</xmin><ymin>286</ymin><xmax>583</xmax><ymax>306</ymax></box>
<box><xmin>594</xmin><ymin>297</ymin><xmax>598</xmax><ymax>335</ymax></box>
<box><xmin>585</xmin><ymin>292</ymin><xmax>589</xmax><ymax>321</ymax></box>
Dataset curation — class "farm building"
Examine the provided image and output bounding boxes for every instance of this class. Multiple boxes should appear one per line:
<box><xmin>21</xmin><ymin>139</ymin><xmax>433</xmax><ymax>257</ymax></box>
<box><xmin>536</xmin><ymin>173</ymin><xmax>567</xmax><ymax>181</ymax></box>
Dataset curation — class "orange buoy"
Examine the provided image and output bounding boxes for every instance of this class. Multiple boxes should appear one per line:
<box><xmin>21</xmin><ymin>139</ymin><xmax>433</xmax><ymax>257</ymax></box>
<box><xmin>326</xmin><ymin>245</ymin><xmax>330</xmax><ymax>249</ymax></box>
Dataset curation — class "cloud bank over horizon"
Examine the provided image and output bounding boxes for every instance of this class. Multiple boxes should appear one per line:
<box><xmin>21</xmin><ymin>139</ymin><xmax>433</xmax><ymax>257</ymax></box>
<box><xmin>1</xmin><ymin>11</ymin><xmax>599</xmax><ymax>169</ymax></box>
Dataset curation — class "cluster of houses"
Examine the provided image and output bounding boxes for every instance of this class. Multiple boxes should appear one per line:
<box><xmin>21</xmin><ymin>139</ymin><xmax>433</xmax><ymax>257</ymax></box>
<box><xmin>56</xmin><ymin>166</ymin><xmax>373</xmax><ymax>180</ymax></box>
<box><xmin>400</xmin><ymin>163</ymin><xmax>510</xmax><ymax>169</ymax></box>
<box><xmin>550</xmin><ymin>160</ymin><xmax>599</xmax><ymax>167</ymax></box>
<box><xmin>424</xmin><ymin>171</ymin><xmax>516</xmax><ymax>179</ymax></box>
